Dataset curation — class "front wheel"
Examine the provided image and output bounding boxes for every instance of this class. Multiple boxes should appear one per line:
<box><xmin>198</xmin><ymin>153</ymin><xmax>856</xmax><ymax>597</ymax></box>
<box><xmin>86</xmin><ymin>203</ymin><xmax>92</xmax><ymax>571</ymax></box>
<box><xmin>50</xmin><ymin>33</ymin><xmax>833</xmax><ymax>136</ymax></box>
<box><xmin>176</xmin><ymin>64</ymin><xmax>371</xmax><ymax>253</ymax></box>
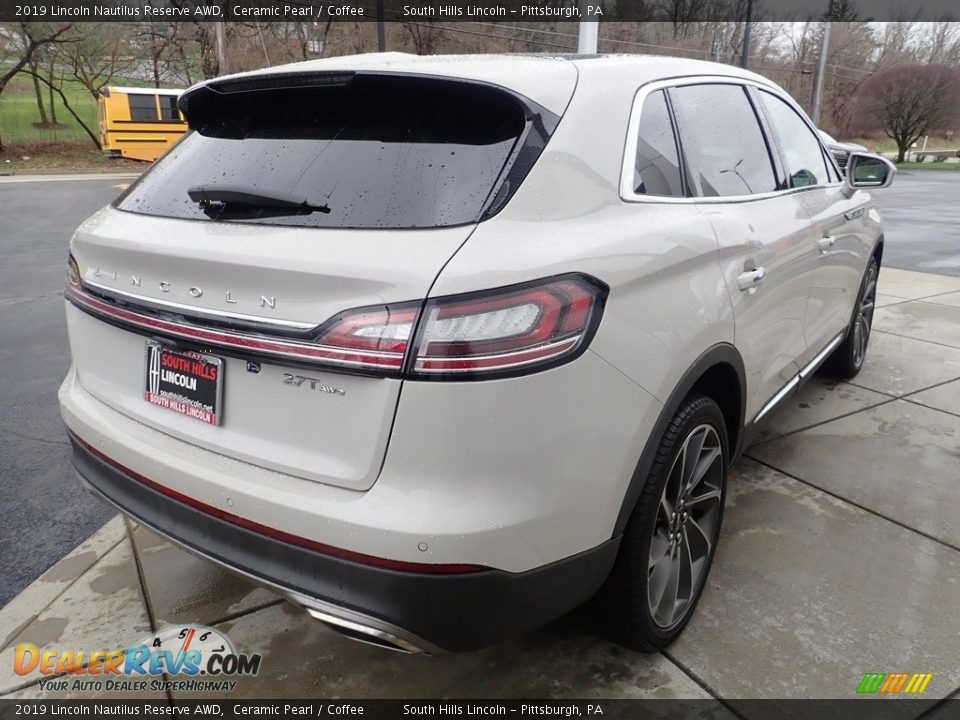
<box><xmin>590</xmin><ymin>394</ymin><xmax>728</xmax><ymax>652</ymax></box>
<box><xmin>824</xmin><ymin>256</ymin><xmax>879</xmax><ymax>379</ymax></box>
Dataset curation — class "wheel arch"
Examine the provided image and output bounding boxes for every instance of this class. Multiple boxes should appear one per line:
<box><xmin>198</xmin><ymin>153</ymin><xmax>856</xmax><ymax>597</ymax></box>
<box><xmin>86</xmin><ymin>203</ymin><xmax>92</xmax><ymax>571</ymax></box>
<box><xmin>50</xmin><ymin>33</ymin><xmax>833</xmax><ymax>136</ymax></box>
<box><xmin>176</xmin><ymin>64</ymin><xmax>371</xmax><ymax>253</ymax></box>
<box><xmin>872</xmin><ymin>234</ymin><xmax>884</xmax><ymax>263</ymax></box>
<box><xmin>613</xmin><ymin>343</ymin><xmax>746</xmax><ymax>536</ymax></box>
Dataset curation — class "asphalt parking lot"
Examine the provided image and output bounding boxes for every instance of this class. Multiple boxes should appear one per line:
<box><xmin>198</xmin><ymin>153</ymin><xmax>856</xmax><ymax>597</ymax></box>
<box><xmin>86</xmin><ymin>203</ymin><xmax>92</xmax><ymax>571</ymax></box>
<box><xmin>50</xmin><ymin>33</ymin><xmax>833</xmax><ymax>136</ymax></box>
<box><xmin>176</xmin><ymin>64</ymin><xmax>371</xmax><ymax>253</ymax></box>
<box><xmin>0</xmin><ymin>175</ymin><xmax>139</xmax><ymax>606</ymax></box>
<box><xmin>1</xmin><ymin>170</ymin><xmax>960</xmax><ymax>705</ymax></box>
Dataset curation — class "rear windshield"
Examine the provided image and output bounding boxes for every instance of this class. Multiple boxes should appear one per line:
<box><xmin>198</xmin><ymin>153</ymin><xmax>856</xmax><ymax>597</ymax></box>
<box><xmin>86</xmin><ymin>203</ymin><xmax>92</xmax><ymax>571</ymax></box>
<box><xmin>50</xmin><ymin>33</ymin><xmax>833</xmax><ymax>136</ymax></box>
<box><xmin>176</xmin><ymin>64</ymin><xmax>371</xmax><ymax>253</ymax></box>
<box><xmin>116</xmin><ymin>74</ymin><xmax>554</xmax><ymax>229</ymax></box>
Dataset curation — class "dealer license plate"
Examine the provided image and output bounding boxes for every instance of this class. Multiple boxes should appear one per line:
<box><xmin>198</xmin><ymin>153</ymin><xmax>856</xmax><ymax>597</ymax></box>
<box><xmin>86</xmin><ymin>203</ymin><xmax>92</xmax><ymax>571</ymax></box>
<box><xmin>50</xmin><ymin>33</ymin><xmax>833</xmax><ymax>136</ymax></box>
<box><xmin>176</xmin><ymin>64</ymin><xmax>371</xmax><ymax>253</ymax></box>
<box><xmin>144</xmin><ymin>340</ymin><xmax>224</xmax><ymax>425</ymax></box>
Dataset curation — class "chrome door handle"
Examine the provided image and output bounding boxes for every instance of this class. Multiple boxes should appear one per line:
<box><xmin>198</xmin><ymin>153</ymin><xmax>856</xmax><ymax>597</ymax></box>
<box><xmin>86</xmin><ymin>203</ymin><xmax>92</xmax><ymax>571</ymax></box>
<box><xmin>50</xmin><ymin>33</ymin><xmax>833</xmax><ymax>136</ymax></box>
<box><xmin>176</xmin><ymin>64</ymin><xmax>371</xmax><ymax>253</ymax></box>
<box><xmin>817</xmin><ymin>236</ymin><xmax>836</xmax><ymax>254</ymax></box>
<box><xmin>737</xmin><ymin>267</ymin><xmax>766</xmax><ymax>291</ymax></box>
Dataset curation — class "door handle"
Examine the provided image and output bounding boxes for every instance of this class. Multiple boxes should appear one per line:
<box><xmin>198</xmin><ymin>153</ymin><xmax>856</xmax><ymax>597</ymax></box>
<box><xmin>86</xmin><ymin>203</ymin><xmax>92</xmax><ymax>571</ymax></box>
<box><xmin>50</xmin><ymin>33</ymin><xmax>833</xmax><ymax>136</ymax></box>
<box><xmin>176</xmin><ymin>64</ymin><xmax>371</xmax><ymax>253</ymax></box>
<box><xmin>817</xmin><ymin>236</ymin><xmax>836</xmax><ymax>254</ymax></box>
<box><xmin>737</xmin><ymin>267</ymin><xmax>766</xmax><ymax>291</ymax></box>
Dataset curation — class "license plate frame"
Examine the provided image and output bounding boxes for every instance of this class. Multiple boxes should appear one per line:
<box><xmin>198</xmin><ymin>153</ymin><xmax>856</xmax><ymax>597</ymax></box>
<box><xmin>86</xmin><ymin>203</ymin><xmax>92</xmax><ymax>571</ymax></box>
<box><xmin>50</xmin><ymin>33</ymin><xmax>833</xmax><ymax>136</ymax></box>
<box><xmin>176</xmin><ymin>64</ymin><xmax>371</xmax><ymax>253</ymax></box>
<box><xmin>144</xmin><ymin>340</ymin><xmax>224</xmax><ymax>426</ymax></box>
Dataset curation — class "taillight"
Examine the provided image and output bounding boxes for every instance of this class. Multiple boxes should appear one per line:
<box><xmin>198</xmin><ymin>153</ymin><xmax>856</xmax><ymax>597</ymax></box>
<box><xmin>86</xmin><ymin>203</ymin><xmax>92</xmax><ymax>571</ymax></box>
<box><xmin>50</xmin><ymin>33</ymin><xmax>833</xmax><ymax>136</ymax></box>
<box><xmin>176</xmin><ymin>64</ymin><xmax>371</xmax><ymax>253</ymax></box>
<box><xmin>312</xmin><ymin>303</ymin><xmax>420</xmax><ymax>372</ymax></box>
<box><xmin>314</xmin><ymin>275</ymin><xmax>605</xmax><ymax>379</ymax></box>
<box><xmin>410</xmin><ymin>275</ymin><xmax>605</xmax><ymax>377</ymax></box>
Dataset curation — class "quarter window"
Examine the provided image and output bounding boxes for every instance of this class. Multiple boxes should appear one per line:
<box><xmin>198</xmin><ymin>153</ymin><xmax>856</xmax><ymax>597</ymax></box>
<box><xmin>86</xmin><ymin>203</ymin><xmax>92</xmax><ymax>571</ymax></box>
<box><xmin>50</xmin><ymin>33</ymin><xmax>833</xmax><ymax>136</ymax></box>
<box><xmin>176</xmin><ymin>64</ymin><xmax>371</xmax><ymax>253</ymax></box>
<box><xmin>756</xmin><ymin>90</ymin><xmax>831</xmax><ymax>188</ymax></box>
<box><xmin>668</xmin><ymin>84</ymin><xmax>777</xmax><ymax>197</ymax></box>
<box><xmin>632</xmin><ymin>90</ymin><xmax>684</xmax><ymax>197</ymax></box>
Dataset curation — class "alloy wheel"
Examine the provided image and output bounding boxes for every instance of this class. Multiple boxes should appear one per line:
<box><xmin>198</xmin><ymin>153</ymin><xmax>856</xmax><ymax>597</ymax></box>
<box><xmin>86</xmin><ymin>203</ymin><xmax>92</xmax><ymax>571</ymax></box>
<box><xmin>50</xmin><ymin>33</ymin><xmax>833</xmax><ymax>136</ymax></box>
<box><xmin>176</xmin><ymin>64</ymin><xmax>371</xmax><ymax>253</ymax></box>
<box><xmin>852</xmin><ymin>262</ymin><xmax>878</xmax><ymax>370</ymax></box>
<box><xmin>647</xmin><ymin>424</ymin><xmax>724</xmax><ymax>629</ymax></box>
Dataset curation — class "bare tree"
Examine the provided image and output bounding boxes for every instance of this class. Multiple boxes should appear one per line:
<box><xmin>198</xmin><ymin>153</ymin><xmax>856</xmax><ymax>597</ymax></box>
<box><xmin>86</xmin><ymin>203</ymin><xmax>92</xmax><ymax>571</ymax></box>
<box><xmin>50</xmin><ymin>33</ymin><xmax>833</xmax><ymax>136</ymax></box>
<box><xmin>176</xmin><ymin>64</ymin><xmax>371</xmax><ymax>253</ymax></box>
<box><xmin>822</xmin><ymin>22</ymin><xmax>875</xmax><ymax>137</ymax></box>
<box><xmin>27</xmin><ymin>55</ymin><xmax>49</xmax><ymax>126</ymax></box>
<box><xmin>22</xmin><ymin>68</ymin><xmax>101</xmax><ymax>148</ymax></box>
<box><xmin>874</xmin><ymin>21</ymin><xmax>919</xmax><ymax>68</ymax></box>
<box><xmin>857</xmin><ymin>64</ymin><xmax>960</xmax><ymax>161</ymax></box>
<box><xmin>58</xmin><ymin>23</ymin><xmax>136</xmax><ymax>99</ymax></box>
<box><xmin>135</xmin><ymin>22</ymin><xmax>192</xmax><ymax>87</ymax></box>
<box><xmin>917</xmin><ymin>20</ymin><xmax>960</xmax><ymax>66</ymax></box>
<box><xmin>404</xmin><ymin>21</ymin><xmax>444</xmax><ymax>55</ymax></box>
<box><xmin>0</xmin><ymin>21</ymin><xmax>71</xmax><ymax>150</ymax></box>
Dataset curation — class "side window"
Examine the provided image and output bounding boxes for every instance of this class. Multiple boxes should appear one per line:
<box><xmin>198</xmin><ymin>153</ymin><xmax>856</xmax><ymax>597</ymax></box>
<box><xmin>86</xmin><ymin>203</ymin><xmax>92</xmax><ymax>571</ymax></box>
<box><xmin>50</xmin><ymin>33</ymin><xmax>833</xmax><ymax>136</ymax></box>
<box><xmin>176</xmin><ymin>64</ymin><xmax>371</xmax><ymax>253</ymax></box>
<box><xmin>668</xmin><ymin>84</ymin><xmax>777</xmax><ymax>197</ymax></box>
<box><xmin>128</xmin><ymin>94</ymin><xmax>159</xmax><ymax>122</ymax></box>
<box><xmin>160</xmin><ymin>96</ymin><xmax>180</xmax><ymax>122</ymax></box>
<box><xmin>633</xmin><ymin>90</ymin><xmax>684</xmax><ymax>197</ymax></box>
<box><xmin>756</xmin><ymin>90</ymin><xmax>831</xmax><ymax>188</ymax></box>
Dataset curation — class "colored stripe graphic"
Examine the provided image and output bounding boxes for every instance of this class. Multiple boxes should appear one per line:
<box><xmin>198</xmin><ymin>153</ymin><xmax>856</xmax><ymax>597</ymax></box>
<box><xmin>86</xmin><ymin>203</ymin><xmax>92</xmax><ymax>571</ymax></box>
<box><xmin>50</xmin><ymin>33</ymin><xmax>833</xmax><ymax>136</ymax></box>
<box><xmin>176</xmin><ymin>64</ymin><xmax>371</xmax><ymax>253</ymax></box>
<box><xmin>906</xmin><ymin>674</ymin><xmax>933</xmax><ymax>694</ymax></box>
<box><xmin>858</xmin><ymin>672</ymin><xmax>932</xmax><ymax>694</ymax></box>
<box><xmin>857</xmin><ymin>673</ymin><xmax>885</xmax><ymax>694</ymax></box>
<box><xmin>880</xmin><ymin>673</ymin><xmax>909</xmax><ymax>693</ymax></box>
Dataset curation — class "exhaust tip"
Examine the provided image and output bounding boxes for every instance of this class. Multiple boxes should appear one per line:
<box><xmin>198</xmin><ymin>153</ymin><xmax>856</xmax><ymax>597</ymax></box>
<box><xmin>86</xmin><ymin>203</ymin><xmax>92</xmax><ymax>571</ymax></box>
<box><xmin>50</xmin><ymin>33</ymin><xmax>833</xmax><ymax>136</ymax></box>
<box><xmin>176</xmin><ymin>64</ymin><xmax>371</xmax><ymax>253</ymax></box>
<box><xmin>305</xmin><ymin>608</ymin><xmax>427</xmax><ymax>655</ymax></box>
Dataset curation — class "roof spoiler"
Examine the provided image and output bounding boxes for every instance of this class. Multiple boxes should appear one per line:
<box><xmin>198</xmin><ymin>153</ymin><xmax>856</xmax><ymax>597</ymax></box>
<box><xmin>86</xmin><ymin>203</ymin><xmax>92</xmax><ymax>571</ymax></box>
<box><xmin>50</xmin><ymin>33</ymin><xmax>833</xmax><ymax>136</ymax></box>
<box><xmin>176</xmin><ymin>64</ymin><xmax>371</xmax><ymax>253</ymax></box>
<box><xmin>178</xmin><ymin>72</ymin><xmax>355</xmax><ymax>118</ymax></box>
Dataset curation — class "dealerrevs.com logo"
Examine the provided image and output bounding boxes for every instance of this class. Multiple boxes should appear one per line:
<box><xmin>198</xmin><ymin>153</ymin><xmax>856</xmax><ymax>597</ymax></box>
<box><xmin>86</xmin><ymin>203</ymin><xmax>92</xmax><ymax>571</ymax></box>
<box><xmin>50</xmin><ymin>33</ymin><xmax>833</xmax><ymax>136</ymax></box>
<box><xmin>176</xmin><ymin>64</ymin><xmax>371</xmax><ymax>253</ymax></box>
<box><xmin>13</xmin><ymin>625</ymin><xmax>262</xmax><ymax>693</ymax></box>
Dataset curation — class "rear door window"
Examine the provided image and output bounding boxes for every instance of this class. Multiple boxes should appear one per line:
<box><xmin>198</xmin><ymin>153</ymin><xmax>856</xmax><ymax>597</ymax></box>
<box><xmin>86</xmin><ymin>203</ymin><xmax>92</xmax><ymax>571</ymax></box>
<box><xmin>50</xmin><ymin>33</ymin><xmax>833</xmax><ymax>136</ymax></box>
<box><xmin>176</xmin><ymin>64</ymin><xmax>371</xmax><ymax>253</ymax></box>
<box><xmin>668</xmin><ymin>84</ymin><xmax>778</xmax><ymax>197</ymax></box>
<box><xmin>116</xmin><ymin>74</ymin><xmax>555</xmax><ymax>229</ymax></box>
<box><xmin>632</xmin><ymin>90</ymin><xmax>684</xmax><ymax>197</ymax></box>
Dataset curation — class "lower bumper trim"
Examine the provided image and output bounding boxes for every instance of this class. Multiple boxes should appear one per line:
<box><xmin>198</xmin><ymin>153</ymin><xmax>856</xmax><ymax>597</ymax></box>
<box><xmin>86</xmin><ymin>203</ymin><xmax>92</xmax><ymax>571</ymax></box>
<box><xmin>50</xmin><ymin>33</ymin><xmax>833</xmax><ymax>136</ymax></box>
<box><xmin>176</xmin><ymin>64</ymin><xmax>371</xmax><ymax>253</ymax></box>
<box><xmin>67</xmin><ymin>430</ymin><xmax>621</xmax><ymax>653</ymax></box>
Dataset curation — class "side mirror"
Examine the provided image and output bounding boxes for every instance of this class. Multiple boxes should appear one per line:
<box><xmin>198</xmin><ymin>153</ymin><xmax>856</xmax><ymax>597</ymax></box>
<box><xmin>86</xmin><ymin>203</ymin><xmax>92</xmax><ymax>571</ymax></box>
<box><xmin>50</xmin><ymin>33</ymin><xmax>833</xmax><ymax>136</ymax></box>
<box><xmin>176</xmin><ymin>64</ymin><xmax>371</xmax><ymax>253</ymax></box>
<box><xmin>845</xmin><ymin>153</ymin><xmax>896</xmax><ymax>190</ymax></box>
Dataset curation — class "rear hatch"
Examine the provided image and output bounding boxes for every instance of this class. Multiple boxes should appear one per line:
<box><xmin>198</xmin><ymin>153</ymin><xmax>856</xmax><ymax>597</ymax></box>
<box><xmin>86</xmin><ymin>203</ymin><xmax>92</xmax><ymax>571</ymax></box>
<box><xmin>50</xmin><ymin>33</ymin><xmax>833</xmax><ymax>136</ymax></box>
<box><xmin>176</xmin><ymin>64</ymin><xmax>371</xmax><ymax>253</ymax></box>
<box><xmin>66</xmin><ymin>71</ymin><xmax>562</xmax><ymax>491</ymax></box>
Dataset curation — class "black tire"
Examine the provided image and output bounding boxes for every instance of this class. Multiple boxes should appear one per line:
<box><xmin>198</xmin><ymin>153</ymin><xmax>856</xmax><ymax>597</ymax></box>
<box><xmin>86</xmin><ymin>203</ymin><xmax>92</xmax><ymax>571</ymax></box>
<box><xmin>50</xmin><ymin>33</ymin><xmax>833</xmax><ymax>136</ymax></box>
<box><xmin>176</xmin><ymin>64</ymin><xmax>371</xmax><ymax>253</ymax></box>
<box><xmin>589</xmin><ymin>394</ymin><xmax>728</xmax><ymax>652</ymax></box>
<box><xmin>824</xmin><ymin>256</ymin><xmax>879</xmax><ymax>379</ymax></box>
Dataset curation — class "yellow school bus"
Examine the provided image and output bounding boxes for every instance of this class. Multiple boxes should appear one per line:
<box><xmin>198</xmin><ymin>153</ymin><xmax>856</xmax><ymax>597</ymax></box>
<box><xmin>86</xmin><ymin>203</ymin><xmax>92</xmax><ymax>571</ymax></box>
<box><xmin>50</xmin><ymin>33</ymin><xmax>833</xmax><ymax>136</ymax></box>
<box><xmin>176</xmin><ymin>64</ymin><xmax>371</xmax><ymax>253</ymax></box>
<box><xmin>99</xmin><ymin>86</ymin><xmax>187</xmax><ymax>162</ymax></box>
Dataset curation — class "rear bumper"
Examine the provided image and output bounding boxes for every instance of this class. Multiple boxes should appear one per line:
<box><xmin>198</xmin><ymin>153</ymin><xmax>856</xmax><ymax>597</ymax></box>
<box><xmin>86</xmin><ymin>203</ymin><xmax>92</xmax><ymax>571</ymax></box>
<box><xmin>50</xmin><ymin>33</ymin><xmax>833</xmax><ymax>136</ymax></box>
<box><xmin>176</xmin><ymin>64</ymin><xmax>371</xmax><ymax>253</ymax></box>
<box><xmin>68</xmin><ymin>431</ymin><xmax>620</xmax><ymax>653</ymax></box>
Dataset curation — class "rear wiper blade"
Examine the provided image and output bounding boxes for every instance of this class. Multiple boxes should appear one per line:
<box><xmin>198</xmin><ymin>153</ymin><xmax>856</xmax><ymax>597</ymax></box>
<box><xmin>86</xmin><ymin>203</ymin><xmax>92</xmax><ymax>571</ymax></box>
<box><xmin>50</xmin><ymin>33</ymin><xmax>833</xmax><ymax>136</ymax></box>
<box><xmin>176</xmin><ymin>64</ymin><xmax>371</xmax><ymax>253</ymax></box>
<box><xmin>187</xmin><ymin>184</ymin><xmax>330</xmax><ymax>214</ymax></box>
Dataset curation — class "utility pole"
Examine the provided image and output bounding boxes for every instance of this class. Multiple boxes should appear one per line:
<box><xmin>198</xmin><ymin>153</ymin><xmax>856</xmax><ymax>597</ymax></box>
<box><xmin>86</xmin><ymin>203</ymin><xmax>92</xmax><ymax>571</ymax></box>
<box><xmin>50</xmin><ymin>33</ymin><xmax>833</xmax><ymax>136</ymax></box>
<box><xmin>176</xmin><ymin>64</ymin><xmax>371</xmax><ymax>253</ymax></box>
<box><xmin>215</xmin><ymin>21</ymin><xmax>228</xmax><ymax>76</ymax></box>
<box><xmin>810</xmin><ymin>21</ymin><xmax>831</xmax><ymax>126</ymax></box>
<box><xmin>377</xmin><ymin>0</ymin><xmax>386</xmax><ymax>52</ymax></box>
<box><xmin>739</xmin><ymin>0</ymin><xmax>753</xmax><ymax>69</ymax></box>
<box><xmin>577</xmin><ymin>0</ymin><xmax>599</xmax><ymax>54</ymax></box>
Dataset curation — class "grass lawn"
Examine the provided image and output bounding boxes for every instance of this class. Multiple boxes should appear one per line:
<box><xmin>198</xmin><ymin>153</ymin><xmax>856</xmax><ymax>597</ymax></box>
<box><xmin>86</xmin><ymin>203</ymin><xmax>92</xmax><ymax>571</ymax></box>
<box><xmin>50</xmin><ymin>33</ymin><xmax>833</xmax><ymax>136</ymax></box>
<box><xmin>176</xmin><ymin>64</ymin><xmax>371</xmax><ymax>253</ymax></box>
<box><xmin>0</xmin><ymin>72</ymin><xmax>99</xmax><ymax>145</ymax></box>
<box><xmin>0</xmin><ymin>67</ymin><xmax>164</xmax><ymax>146</ymax></box>
<box><xmin>0</xmin><ymin>68</ymin><xmax>158</xmax><ymax>173</ymax></box>
<box><xmin>895</xmin><ymin>161</ymin><xmax>960</xmax><ymax>171</ymax></box>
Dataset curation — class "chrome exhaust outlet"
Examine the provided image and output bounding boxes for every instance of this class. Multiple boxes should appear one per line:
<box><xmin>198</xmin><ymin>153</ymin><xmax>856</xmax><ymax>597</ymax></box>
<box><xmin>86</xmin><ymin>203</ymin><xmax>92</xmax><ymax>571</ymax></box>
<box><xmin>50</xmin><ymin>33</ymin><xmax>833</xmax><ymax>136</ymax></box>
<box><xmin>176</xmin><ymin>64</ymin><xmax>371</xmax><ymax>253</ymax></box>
<box><xmin>305</xmin><ymin>608</ymin><xmax>427</xmax><ymax>654</ymax></box>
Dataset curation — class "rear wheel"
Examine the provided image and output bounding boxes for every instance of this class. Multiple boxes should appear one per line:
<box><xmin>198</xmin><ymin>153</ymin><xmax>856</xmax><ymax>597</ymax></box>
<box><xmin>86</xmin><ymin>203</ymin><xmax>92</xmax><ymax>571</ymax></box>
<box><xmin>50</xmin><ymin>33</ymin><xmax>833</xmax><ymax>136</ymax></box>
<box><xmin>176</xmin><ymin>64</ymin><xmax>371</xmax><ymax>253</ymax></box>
<box><xmin>591</xmin><ymin>395</ymin><xmax>727</xmax><ymax>652</ymax></box>
<box><xmin>825</xmin><ymin>256</ymin><xmax>879</xmax><ymax>379</ymax></box>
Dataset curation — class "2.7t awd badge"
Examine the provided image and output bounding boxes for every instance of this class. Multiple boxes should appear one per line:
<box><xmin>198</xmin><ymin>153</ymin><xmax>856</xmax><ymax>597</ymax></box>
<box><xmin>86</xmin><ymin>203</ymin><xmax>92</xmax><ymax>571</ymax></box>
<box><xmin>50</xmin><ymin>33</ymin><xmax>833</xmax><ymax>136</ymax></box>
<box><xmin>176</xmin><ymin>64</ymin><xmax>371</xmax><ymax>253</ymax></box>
<box><xmin>281</xmin><ymin>373</ymin><xmax>345</xmax><ymax>396</ymax></box>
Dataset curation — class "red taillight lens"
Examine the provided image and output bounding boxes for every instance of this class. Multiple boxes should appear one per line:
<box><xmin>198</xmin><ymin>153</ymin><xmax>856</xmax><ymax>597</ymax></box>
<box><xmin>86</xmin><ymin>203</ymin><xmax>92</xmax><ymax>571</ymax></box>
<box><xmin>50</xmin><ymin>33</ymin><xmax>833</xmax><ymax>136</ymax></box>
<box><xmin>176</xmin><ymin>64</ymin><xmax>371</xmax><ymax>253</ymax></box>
<box><xmin>312</xmin><ymin>303</ymin><xmax>419</xmax><ymax>372</ymax></box>
<box><xmin>410</xmin><ymin>275</ymin><xmax>606</xmax><ymax>377</ymax></box>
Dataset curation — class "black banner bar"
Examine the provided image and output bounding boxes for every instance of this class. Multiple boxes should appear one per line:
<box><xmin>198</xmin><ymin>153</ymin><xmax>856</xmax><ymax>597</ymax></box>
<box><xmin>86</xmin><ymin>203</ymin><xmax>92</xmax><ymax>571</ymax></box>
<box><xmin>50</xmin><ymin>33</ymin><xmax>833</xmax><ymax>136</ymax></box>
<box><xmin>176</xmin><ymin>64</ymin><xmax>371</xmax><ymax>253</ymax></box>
<box><xmin>1</xmin><ymin>699</ymin><xmax>959</xmax><ymax>720</ymax></box>
<box><xmin>0</xmin><ymin>0</ymin><xmax>957</xmax><ymax>23</ymax></box>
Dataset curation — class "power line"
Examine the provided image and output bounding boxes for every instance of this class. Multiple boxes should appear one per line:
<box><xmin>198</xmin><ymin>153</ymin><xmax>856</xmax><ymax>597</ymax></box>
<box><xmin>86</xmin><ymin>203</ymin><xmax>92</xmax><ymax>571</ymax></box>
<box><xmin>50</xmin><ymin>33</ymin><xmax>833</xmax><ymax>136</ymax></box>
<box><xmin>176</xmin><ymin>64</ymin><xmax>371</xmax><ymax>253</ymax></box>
<box><xmin>402</xmin><ymin>21</ymin><xmax>577</xmax><ymax>51</ymax></box>
<box><xmin>376</xmin><ymin>20</ymin><xmax>894</xmax><ymax>80</ymax></box>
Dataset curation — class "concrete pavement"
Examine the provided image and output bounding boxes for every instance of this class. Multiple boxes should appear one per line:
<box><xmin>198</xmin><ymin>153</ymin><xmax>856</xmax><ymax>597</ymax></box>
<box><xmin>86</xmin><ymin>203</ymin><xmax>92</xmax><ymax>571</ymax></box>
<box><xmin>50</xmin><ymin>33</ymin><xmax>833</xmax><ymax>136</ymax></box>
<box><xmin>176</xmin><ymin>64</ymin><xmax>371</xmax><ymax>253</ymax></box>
<box><xmin>3</xmin><ymin>267</ymin><xmax>960</xmax><ymax>706</ymax></box>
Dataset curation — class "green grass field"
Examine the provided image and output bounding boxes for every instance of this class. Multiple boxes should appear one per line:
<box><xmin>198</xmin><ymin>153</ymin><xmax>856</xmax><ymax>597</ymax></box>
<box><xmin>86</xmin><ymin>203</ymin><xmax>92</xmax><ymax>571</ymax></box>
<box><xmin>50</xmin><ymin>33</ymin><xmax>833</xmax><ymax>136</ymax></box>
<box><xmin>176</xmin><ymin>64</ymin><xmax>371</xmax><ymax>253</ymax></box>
<box><xmin>0</xmin><ymin>72</ymin><xmax>99</xmax><ymax>145</ymax></box>
<box><xmin>0</xmin><ymin>68</ymin><xmax>164</xmax><ymax>146</ymax></box>
<box><xmin>895</xmin><ymin>161</ymin><xmax>960</xmax><ymax>171</ymax></box>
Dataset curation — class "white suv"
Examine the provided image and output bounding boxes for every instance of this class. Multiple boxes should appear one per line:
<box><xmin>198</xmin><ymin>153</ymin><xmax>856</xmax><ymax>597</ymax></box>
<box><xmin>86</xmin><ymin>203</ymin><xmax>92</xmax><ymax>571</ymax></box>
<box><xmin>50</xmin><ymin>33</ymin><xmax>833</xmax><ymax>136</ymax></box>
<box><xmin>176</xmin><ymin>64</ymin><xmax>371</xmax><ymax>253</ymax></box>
<box><xmin>59</xmin><ymin>53</ymin><xmax>894</xmax><ymax>654</ymax></box>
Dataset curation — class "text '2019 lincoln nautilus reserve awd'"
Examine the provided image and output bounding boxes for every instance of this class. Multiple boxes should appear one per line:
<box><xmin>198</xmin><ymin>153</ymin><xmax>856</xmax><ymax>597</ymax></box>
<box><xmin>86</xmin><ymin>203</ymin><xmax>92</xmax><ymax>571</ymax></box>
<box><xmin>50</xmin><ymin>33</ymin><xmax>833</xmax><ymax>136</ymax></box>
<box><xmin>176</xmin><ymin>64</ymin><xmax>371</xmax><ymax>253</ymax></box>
<box><xmin>59</xmin><ymin>52</ymin><xmax>895</xmax><ymax>654</ymax></box>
